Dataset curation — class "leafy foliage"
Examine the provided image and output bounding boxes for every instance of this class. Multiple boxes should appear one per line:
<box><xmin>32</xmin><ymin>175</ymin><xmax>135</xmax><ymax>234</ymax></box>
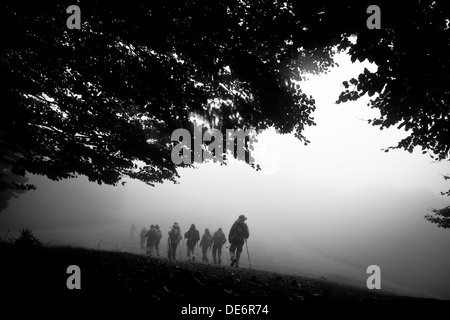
<box><xmin>424</xmin><ymin>173</ymin><xmax>450</xmax><ymax>228</ymax></box>
<box><xmin>2</xmin><ymin>1</ymin><xmax>450</xmax><ymax>228</ymax></box>
<box><xmin>14</xmin><ymin>228</ymin><xmax>42</xmax><ymax>247</ymax></box>
<box><xmin>337</xmin><ymin>1</ymin><xmax>450</xmax><ymax>161</ymax></box>
<box><xmin>2</xmin><ymin>0</ymin><xmax>347</xmax><ymax>188</ymax></box>
<box><xmin>425</xmin><ymin>207</ymin><xmax>450</xmax><ymax>229</ymax></box>
<box><xmin>0</xmin><ymin>163</ymin><xmax>35</xmax><ymax>212</ymax></box>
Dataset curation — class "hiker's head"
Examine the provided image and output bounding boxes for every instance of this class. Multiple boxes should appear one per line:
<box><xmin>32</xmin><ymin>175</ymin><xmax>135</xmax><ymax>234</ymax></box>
<box><xmin>218</xmin><ymin>228</ymin><xmax>222</xmax><ymax>232</ymax></box>
<box><xmin>205</xmin><ymin>228</ymin><xmax>209</xmax><ymax>233</ymax></box>
<box><xmin>174</xmin><ymin>222</ymin><xmax>179</xmax><ymax>227</ymax></box>
<box><xmin>190</xmin><ymin>224</ymin><xmax>195</xmax><ymax>229</ymax></box>
<box><xmin>150</xmin><ymin>224</ymin><xmax>155</xmax><ymax>229</ymax></box>
<box><xmin>155</xmin><ymin>225</ymin><xmax>160</xmax><ymax>229</ymax></box>
<box><xmin>238</xmin><ymin>214</ymin><xmax>247</xmax><ymax>222</ymax></box>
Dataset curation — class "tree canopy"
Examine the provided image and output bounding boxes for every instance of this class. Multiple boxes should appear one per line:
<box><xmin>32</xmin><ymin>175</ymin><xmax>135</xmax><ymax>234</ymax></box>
<box><xmin>334</xmin><ymin>1</ymin><xmax>450</xmax><ymax>228</ymax></box>
<box><xmin>1</xmin><ymin>1</ymin><xmax>450</xmax><ymax>225</ymax></box>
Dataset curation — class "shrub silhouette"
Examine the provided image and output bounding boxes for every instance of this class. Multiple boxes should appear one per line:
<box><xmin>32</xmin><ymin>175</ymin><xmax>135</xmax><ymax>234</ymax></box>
<box><xmin>15</xmin><ymin>228</ymin><xmax>42</xmax><ymax>247</ymax></box>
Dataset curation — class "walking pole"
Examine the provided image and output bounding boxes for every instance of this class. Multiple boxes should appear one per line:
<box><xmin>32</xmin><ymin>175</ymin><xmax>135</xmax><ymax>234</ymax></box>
<box><xmin>167</xmin><ymin>238</ymin><xmax>170</xmax><ymax>259</ymax></box>
<box><xmin>180</xmin><ymin>238</ymin><xmax>185</xmax><ymax>258</ymax></box>
<box><xmin>245</xmin><ymin>239</ymin><xmax>252</xmax><ymax>269</ymax></box>
<box><xmin>179</xmin><ymin>238</ymin><xmax>185</xmax><ymax>260</ymax></box>
<box><xmin>195</xmin><ymin>243</ymin><xmax>199</xmax><ymax>261</ymax></box>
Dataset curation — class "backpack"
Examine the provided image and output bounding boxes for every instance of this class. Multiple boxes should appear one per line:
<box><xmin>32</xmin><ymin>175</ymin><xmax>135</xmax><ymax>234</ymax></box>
<box><xmin>214</xmin><ymin>231</ymin><xmax>225</xmax><ymax>244</ymax></box>
<box><xmin>218</xmin><ymin>231</ymin><xmax>226</xmax><ymax>245</ymax></box>
<box><xmin>232</xmin><ymin>222</ymin><xmax>246</xmax><ymax>242</ymax></box>
<box><xmin>201</xmin><ymin>234</ymin><xmax>212</xmax><ymax>247</ymax></box>
<box><xmin>169</xmin><ymin>227</ymin><xmax>180</xmax><ymax>242</ymax></box>
<box><xmin>186</xmin><ymin>229</ymin><xmax>199</xmax><ymax>246</ymax></box>
<box><xmin>147</xmin><ymin>229</ymin><xmax>157</xmax><ymax>241</ymax></box>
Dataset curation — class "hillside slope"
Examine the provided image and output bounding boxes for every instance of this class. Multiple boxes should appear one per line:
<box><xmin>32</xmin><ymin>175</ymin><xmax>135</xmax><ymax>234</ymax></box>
<box><xmin>0</xmin><ymin>242</ymin><xmax>424</xmax><ymax>316</ymax></box>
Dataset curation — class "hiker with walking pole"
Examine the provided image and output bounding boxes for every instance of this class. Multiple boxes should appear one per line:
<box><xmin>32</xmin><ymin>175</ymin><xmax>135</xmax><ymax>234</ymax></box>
<box><xmin>228</xmin><ymin>214</ymin><xmax>250</xmax><ymax>268</ymax></box>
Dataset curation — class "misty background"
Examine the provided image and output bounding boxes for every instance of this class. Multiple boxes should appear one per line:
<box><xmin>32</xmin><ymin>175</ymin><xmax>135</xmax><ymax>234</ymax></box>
<box><xmin>2</xmin><ymin>52</ymin><xmax>450</xmax><ymax>299</ymax></box>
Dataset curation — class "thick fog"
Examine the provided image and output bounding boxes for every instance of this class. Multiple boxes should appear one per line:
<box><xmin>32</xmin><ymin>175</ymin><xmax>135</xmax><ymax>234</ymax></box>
<box><xmin>2</xmin><ymin>52</ymin><xmax>450</xmax><ymax>299</ymax></box>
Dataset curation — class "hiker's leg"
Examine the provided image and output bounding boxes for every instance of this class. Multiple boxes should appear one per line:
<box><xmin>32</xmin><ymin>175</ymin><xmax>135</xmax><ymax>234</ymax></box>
<box><xmin>155</xmin><ymin>243</ymin><xmax>160</xmax><ymax>256</ymax></box>
<box><xmin>229</xmin><ymin>243</ymin><xmax>236</xmax><ymax>260</ymax></box>
<box><xmin>202</xmin><ymin>247</ymin><xmax>207</xmax><ymax>261</ymax></box>
<box><xmin>187</xmin><ymin>246</ymin><xmax>191</xmax><ymax>259</ymax></box>
<box><xmin>212</xmin><ymin>246</ymin><xmax>217</xmax><ymax>263</ymax></box>
<box><xmin>235</xmin><ymin>243</ymin><xmax>243</xmax><ymax>265</ymax></box>
<box><xmin>218</xmin><ymin>245</ymin><xmax>222</xmax><ymax>264</ymax></box>
<box><xmin>172</xmin><ymin>243</ymin><xmax>177</xmax><ymax>260</ymax></box>
<box><xmin>229</xmin><ymin>242</ymin><xmax>238</xmax><ymax>266</ymax></box>
<box><xmin>189</xmin><ymin>245</ymin><xmax>194</xmax><ymax>260</ymax></box>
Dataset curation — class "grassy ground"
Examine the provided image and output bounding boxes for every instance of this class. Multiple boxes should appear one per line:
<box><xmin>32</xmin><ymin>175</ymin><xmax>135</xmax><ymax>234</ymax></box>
<box><xmin>0</xmin><ymin>241</ymin><xmax>426</xmax><ymax>317</ymax></box>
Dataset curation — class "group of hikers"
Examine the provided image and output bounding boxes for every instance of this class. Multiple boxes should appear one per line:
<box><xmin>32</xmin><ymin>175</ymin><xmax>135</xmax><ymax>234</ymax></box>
<box><xmin>134</xmin><ymin>214</ymin><xmax>250</xmax><ymax>267</ymax></box>
<box><xmin>138</xmin><ymin>224</ymin><xmax>163</xmax><ymax>257</ymax></box>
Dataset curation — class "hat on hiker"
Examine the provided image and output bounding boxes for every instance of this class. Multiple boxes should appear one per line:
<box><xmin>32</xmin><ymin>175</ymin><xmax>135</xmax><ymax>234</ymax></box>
<box><xmin>155</xmin><ymin>224</ymin><xmax>160</xmax><ymax>229</ymax></box>
<box><xmin>238</xmin><ymin>214</ymin><xmax>247</xmax><ymax>221</ymax></box>
<box><xmin>174</xmin><ymin>222</ymin><xmax>179</xmax><ymax>226</ymax></box>
<box><xmin>150</xmin><ymin>224</ymin><xmax>155</xmax><ymax>228</ymax></box>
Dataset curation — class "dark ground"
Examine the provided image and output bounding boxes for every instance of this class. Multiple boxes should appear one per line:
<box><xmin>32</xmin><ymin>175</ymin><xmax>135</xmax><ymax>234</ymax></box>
<box><xmin>0</xmin><ymin>242</ymin><xmax>432</xmax><ymax>317</ymax></box>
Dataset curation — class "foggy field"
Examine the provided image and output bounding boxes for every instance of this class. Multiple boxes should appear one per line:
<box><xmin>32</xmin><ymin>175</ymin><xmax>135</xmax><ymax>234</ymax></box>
<box><xmin>3</xmin><ymin>211</ymin><xmax>447</xmax><ymax>300</ymax></box>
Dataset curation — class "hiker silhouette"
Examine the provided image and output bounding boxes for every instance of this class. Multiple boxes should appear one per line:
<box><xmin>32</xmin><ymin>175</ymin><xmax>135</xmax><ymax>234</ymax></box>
<box><xmin>139</xmin><ymin>226</ymin><xmax>147</xmax><ymax>253</ymax></box>
<box><xmin>167</xmin><ymin>222</ymin><xmax>182</xmax><ymax>260</ymax></box>
<box><xmin>185</xmin><ymin>224</ymin><xmax>200</xmax><ymax>262</ymax></box>
<box><xmin>199</xmin><ymin>228</ymin><xmax>213</xmax><ymax>263</ymax></box>
<box><xmin>228</xmin><ymin>215</ymin><xmax>249</xmax><ymax>267</ymax></box>
<box><xmin>211</xmin><ymin>228</ymin><xmax>226</xmax><ymax>264</ymax></box>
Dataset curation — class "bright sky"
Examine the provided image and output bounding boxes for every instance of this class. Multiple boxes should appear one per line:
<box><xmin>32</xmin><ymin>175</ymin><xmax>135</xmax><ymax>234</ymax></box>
<box><xmin>2</xmin><ymin>51</ymin><xmax>450</xmax><ymax>298</ymax></box>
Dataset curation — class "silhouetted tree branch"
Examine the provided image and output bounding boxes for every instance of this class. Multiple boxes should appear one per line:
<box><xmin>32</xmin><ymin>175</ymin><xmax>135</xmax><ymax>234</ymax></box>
<box><xmin>2</xmin><ymin>1</ymin><xmax>450</xmax><ymax>228</ymax></box>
